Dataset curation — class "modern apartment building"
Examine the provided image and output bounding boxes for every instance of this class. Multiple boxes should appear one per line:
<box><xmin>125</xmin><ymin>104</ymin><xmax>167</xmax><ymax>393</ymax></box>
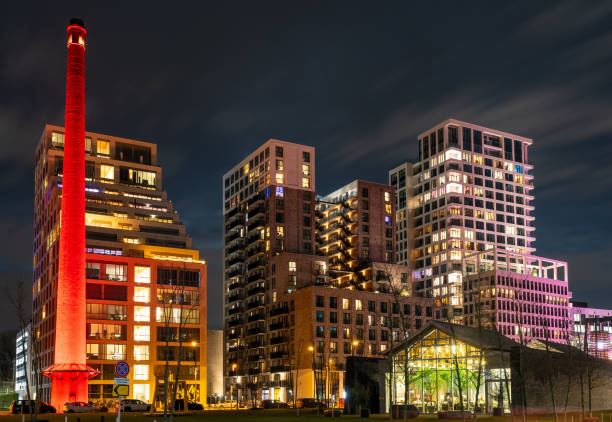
<box><xmin>33</xmin><ymin>125</ymin><xmax>207</xmax><ymax>407</ymax></box>
<box><xmin>222</xmin><ymin>139</ymin><xmax>316</xmax><ymax>403</ymax></box>
<box><xmin>462</xmin><ymin>249</ymin><xmax>570</xmax><ymax>343</ymax></box>
<box><xmin>388</xmin><ymin>163</ymin><xmax>413</xmax><ymax>266</ymax></box>
<box><xmin>15</xmin><ymin>326</ymin><xmax>32</xmax><ymax>399</ymax></box>
<box><xmin>389</xmin><ymin>119</ymin><xmax>535</xmax><ymax>319</ymax></box>
<box><xmin>222</xmin><ymin>141</ymin><xmax>435</xmax><ymax>405</ymax></box>
<box><xmin>570</xmin><ymin>301</ymin><xmax>612</xmax><ymax>360</ymax></box>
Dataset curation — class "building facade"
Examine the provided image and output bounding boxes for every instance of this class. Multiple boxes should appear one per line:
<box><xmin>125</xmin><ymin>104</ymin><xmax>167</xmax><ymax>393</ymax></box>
<box><xmin>33</xmin><ymin>125</ymin><xmax>206</xmax><ymax>407</ymax></box>
<box><xmin>15</xmin><ymin>326</ymin><xmax>32</xmax><ymax>400</ymax></box>
<box><xmin>389</xmin><ymin>119</ymin><xmax>535</xmax><ymax>319</ymax></box>
<box><xmin>222</xmin><ymin>141</ymin><xmax>435</xmax><ymax>405</ymax></box>
<box><xmin>570</xmin><ymin>301</ymin><xmax>612</xmax><ymax>360</ymax></box>
<box><xmin>462</xmin><ymin>249</ymin><xmax>570</xmax><ymax>343</ymax></box>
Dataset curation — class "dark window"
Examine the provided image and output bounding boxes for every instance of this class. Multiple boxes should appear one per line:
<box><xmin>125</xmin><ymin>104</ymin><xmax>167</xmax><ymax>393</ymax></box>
<box><xmin>329</xmin><ymin>297</ymin><xmax>338</xmax><ymax>308</ymax></box>
<box><xmin>473</xmin><ymin>130</ymin><xmax>482</xmax><ymax>153</ymax></box>
<box><xmin>276</xmin><ymin>146</ymin><xmax>283</xmax><ymax>157</ymax></box>
<box><xmin>449</xmin><ymin>127</ymin><xmax>459</xmax><ymax>146</ymax></box>
<box><xmin>302</xmin><ymin>151</ymin><xmax>310</xmax><ymax>162</ymax></box>
<box><xmin>316</xmin><ymin>296</ymin><xmax>324</xmax><ymax>307</ymax></box>
<box><xmin>514</xmin><ymin>140</ymin><xmax>523</xmax><ymax>163</ymax></box>
<box><xmin>462</xmin><ymin>127</ymin><xmax>472</xmax><ymax>151</ymax></box>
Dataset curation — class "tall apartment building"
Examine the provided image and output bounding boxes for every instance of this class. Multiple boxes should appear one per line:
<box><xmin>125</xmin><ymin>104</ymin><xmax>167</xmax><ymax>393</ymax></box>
<box><xmin>222</xmin><ymin>140</ymin><xmax>316</xmax><ymax>403</ymax></box>
<box><xmin>33</xmin><ymin>125</ymin><xmax>207</xmax><ymax>406</ymax></box>
<box><xmin>462</xmin><ymin>249</ymin><xmax>570</xmax><ymax>343</ymax></box>
<box><xmin>388</xmin><ymin>163</ymin><xmax>413</xmax><ymax>266</ymax></box>
<box><xmin>390</xmin><ymin>119</ymin><xmax>535</xmax><ymax>319</ymax></box>
<box><xmin>223</xmin><ymin>142</ymin><xmax>434</xmax><ymax>405</ymax></box>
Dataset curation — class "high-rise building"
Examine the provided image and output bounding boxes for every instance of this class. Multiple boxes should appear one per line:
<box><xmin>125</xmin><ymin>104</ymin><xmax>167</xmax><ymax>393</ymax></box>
<box><xmin>223</xmin><ymin>141</ymin><xmax>434</xmax><ymax>405</ymax></box>
<box><xmin>462</xmin><ymin>249</ymin><xmax>570</xmax><ymax>343</ymax></box>
<box><xmin>33</xmin><ymin>125</ymin><xmax>207</xmax><ymax>408</ymax></box>
<box><xmin>389</xmin><ymin>119</ymin><xmax>535</xmax><ymax>319</ymax></box>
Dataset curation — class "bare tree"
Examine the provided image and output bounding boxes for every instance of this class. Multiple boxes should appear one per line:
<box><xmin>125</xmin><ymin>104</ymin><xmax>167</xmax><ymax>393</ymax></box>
<box><xmin>291</xmin><ymin>335</ymin><xmax>304</xmax><ymax>416</ymax></box>
<box><xmin>9</xmin><ymin>278</ymin><xmax>37</xmax><ymax>422</ymax></box>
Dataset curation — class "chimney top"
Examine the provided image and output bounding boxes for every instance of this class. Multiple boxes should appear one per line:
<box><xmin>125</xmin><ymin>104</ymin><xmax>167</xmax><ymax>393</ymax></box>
<box><xmin>69</xmin><ymin>18</ymin><xmax>85</xmax><ymax>28</ymax></box>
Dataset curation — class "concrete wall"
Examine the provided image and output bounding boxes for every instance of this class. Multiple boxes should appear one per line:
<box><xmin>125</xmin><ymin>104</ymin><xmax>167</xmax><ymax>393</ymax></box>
<box><xmin>207</xmin><ymin>330</ymin><xmax>223</xmax><ymax>397</ymax></box>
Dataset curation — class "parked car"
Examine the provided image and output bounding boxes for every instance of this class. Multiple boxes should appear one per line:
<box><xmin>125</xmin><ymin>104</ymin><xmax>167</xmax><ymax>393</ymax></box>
<box><xmin>115</xmin><ymin>399</ymin><xmax>151</xmax><ymax>412</ymax></box>
<box><xmin>261</xmin><ymin>400</ymin><xmax>290</xmax><ymax>409</ymax></box>
<box><xmin>10</xmin><ymin>400</ymin><xmax>56</xmax><ymax>414</ymax></box>
<box><xmin>63</xmin><ymin>402</ymin><xmax>100</xmax><ymax>413</ymax></box>
<box><xmin>187</xmin><ymin>402</ymin><xmax>204</xmax><ymax>410</ymax></box>
<box><xmin>297</xmin><ymin>398</ymin><xmax>325</xmax><ymax>409</ymax></box>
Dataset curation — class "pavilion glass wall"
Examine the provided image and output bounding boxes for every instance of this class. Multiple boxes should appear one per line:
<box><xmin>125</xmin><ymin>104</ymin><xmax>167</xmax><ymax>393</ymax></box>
<box><xmin>391</xmin><ymin>330</ymin><xmax>510</xmax><ymax>413</ymax></box>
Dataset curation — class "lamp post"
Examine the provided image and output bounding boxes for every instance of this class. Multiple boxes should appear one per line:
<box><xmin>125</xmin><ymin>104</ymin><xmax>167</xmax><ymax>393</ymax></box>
<box><xmin>190</xmin><ymin>341</ymin><xmax>198</xmax><ymax>403</ymax></box>
<box><xmin>308</xmin><ymin>346</ymin><xmax>315</xmax><ymax>405</ymax></box>
<box><xmin>230</xmin><ymin>363</ymin><xmax>238</xmax><ymax>410</ymax></box>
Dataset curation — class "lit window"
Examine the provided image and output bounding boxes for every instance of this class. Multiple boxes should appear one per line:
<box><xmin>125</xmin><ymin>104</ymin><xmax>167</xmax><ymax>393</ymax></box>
<box><xmin>134</xmin><ymin>306</ymin><xmax>150</xmax><ymax>322</ymax></box>
<box><xmin>342</xmin><ymin>298</ymin><xmax>350</xmax><ymax>310</ymax></box>
<box><xmin>355</xmin><ymin>300</ymin><xmax>363</xmax><ymax>311</ymax></box>
<box><xmin>486</xmin><ymin>212</ymin><xmax>495</xmax><ymax>221</ymax></box>
<box><xmin>302</xmin><ymin>164</ymin><xmax>310</xmax><ymax>175</ymax></box>
<box><xmin>134</xmin><ymin>266</ymin><xmax>150</xmax><ymax>283</ymax></box>
<box><xmin>275</xmin><ymin>186</ymin><xmax>284</xmax><ymax>197</ymax></box>
<box><xmin>52</xmin><ymin>131</ymin><xmax>65</xmax><ymax>149</ymax></box>
<box><xmin>100</xmin><ymin>164</ymin><xmax>114</xmax><ymax>180</ymax></box>
<box><xmin>133</xmin><ymin>364</ymin><xmax>149</xmax><ymax>380</ymax></box>
<box><xmin>276</xmin><ymin>159</ymin><xmax>284</xmax><ymax>171</ymax></box>
<box><xmin>277</xmin><ymin>226</ymin><xmax>284</xmax><ymax>238</ymax></box>
<box><xmin>134</xmin><ymin>287</ymin><xmax>150</xmax><ymax>303</ymax></box>
<box><xmin>302</xmin><ymin>178</ymin><xmax>310</xmax><ymax>188</ymax></box>
<box><xmin>449</xmin><ymin>228</ymin><xmax>462</xmax><ymax>238</ymax></box>
<box><xmin>289</xmin><ymin>261</ymin><xmax>297</xmax><ymax>272</ymax></box>
<box><xmin>97</xmin><ymin>139</ymin><xmax>110</xmax><ymax>156</ymax></box>
<box><xmin>384</xmin><ymin>191</ymin><xmax>391</xmax><ymax>202</ymax></box>
<box><xmin>276</xmin><ymin>173</ymin><xmax>284</xmax><ymax>184</ymax></box>
<box><xmin>133</xmin><ymin>325</ymin><xmax>150</xmax><ymax>341</ymax></box>
<box><xmin>105</xmin><ymin>264</ymin><xmax>126</xmax><ymax>281</ymax></box>
<box><xmin>133</xmin><ymin>345</ymin><xmax>150</xmax><ymax>361</ymax></box>
<box><xmin>385</xmin><ymin>204</ymin><xmax>392</xmax><ymax>214</ymax></box>
<box><xmin>123</xmin><ymin>237</ymin><xmax>140</xmax><ymax>244</ymax></box>
<box><xmin>85</xmin><ymin>137</ymin><xmax>92</xmax><ymax>152</ymax></box>
<box><xmin>243</xmin><ymin>163</ymin><xmax>250</xmax><ymax>174</ymax></box>
<box><xmin>105</xmin><ymin>344</ymin><xmax>126</xmax><ymax>360</ymax></box>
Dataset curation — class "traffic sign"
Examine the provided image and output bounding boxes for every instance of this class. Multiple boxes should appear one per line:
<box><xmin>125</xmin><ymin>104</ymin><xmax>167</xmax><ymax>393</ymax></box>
<box><xmin>114</xmin><ymin>377</ymin><xmax>129</xmax><ymax>385</ymax></box>
<box><xmin>115</xmin><ymin>360</ymin><xmax>130</xmax><ymax>377</ymax></box>
<box><xmin>113</xmin><ymin>384</ymin><xmax>129</xmax><ymax>398</ymax></box>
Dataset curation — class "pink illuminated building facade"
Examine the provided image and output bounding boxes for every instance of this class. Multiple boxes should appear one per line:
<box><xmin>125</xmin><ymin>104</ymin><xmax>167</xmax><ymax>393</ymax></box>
<box><xmin>390</xmin><ymin>119</ymin><xmax>535</xmax><ymax>320</ymax></box>
<box><xmin>462</xmin><ymin>249</ymin><xmax>570</xmax><ymax>343</ymax></box>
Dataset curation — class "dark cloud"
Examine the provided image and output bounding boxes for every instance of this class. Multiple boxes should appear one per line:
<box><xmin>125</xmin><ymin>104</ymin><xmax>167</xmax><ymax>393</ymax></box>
<box><xmin>1</xmin><ymin>1</ymin><xmax>611</xmax><ymax>330</ymax></box>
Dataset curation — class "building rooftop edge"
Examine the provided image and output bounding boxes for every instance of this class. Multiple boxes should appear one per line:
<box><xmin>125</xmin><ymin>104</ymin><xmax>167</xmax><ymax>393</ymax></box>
<box><xmin>418</xmin><ymin>118</ymin><xmax>533</xmax><ymax>145</ymax></box>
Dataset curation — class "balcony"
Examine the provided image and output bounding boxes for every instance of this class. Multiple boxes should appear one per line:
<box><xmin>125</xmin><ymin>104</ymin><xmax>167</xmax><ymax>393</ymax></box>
<box><xmin>228</xmin><ymin>306</ymin><xmax>243</xmax><ymax>315</ymax></box>
<box><xmin>248</xmin><ymin>354</ymin><xmax>264</xmax><ymax>362</ymax></box>
<box><xmin>247</xmin><ymin>312</ymin><xmax>265</xmax><ymax>322</ymax></box>
<box><xmin>227</xmin><ymin>318</ymin><xmax>243</xmax><ymax>327</ymax></box>
<box><xmin>247</xmin><ymin>326</ymin><xmax>265</xmax><ymax>336</ymax></box>
<box><xmin>246</xmin><ymin>245</ymin><xmax>265</xmax><ymax>258</ymax></box>
<box><xmin>226</xmin><ymin>254</ymin><xmax>244</xmax><ymax>267</ymax></box>
<box><xmin>247</xmin><ymin>205</ymin><xmax>265</xmax><ymax>219</ymax></box>
<box><xmin>270</xmin><ymin>350</ymin><xmax>288</xmax><ymax>359</ymax></box>
<box><xmin>226</xmin><ymin>219</ymin><xmax>244</xmax><ymax>231</ymax></box>
<box><xmin>269</xmin><ymin>336</ymin><xmax>287</xmax><ymax>345</ymax></box>
<box><xmin>269</xmin><ymin>306</ymin><xmax>289</xmax><ymax>316</ymax></box>
<box><xmin>269</xmin><ymin>322</ymin><xmax>288</xmax><ymax>331</ymax></box>
<box><xmin>225</xmin><ymin>231</ymin><xmax>242</xmax><ymax>244</ymax></box>
<box><xmin>227</xmin><ymin>281</ymin><xmax>243</xmax><ymax>291</ymax></box>
<box><xmin>247</xmin><ymin>285</ymin><xmax>265</xmax><ymax>296</ymax></box>
<box><xmin>247</xmin><ymin>193</ymin><xmax>264</xmax><ymax>206</ymax></box>
<box><xmin>226</xmin><ymin>267</ymin><xmax>243</xmax><ymax>279</ymax></box>
<box><xmin>246</xmin><ymin>218</ymin><xmax>265</xmax><ymax>233</ymax></box>
<box><xmin>228</xmin><ymin>332</ymin><xmax>239</xmax><ymax>340</ymax></box>
<box><xmin>247</xmin><ymin>340</ymin><xmax>264</xmax><ymax>348</ymax></box>
<box><xmin>246</xmin><ymin>300</ymin><xmax>264</xmax><ymax>310</ymax></box>
<box><xmin>246</xmin><ymin>272</ymin><xmax>264</xmax><ymax>284</ymax></box>
<box><xmin>246</xmin><ymin>258</ymin><xmax>264</xmax><ymax>271</ymax></box>
<box><xmin>226</xmin><ymin>242</ymin><xmax>244</xmax><ymax>255</ymax></box>
<box><xmin>270</xmin><ymin>365</ymin><xmax>291</xmax><ymax>373</ymax></box>
<box><xmin>227</xmin><ymin>292</ymin><xmax>243</xmax><ymax>303</ymax></box>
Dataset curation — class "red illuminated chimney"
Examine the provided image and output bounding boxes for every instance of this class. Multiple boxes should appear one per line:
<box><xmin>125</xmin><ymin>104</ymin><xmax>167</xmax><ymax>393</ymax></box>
<box><xmin>42</xmin><ymin>18</ymin><xmax>98</xmax><ymax>411</ymax></box>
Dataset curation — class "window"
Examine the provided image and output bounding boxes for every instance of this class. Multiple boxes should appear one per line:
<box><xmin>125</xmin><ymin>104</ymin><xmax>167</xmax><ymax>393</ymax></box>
<box><xmin>330</xmin><ymin>327</ymin><xmax>338</xmax><ymax>338</ymax></box>
<box><xmin>289</xmin><ymin>261</ymin><xmax>296</xmax><ymax>272</ymax></box>
<box><xmin>276</xmin><ymin>159</ymin><xmax>284</xmax><ymax>170</ymax></box>
<box><xmin>329</xmin><ymin>297</ymin><xmax>337</xmax><ymax>308</ymax></box>
<box><xmin>276</xmin><ymin>146</ymin><xmax>283</xmax><ymax>157</ymax></box>
<box><xmin>134</xmin><ymin>325</ymin><xmax>150</xmax><ymax>341</ymax></box>
<box><xmin>302</xmin><ymin>151</ymin><xmax>310</xmax><ymax>162</ymax></box>
<box><xmin>275</xmin><ymin>173</ymin><xmax>284</xmax><ymax>184</ymax></box>
<box><xmin>316</xmin><ymin>296</ymin><xmax>324</xmax><ymax>307</ymax></box>
<box><xmin>302</xmin><ymin>178</ymin><xmax>310</xmax><ymax>188</ymax></box>
<box><xmin>343</xmin><ymin>313</ymin><xmax>351</xmax><ymax>324</ymax></box>
<box><xmin>134</xmin><ymin>287</ymin><xmax>150</xmax><ymax>303</ymax></box>
<box><xmin>133</xmin><ymin>364</ymin><xmax>149</xmax><ymax>380</ymax></box>
<box><xmin>330</xmin><ymin>312</ymin><xmax>338</xmax><ymax>323</ymax></box>
<box><xmin>51</xmin><ymin>131</ymin><xmax>65</xmax><ymax>149</ymax></box>
<box><xmin>106</xmin><ymin>264</ymin><xmax>126</xmax><ymax>281</ymax></box>
<box><xmin>342</xmin><ymin>298</ymin><xmax>350</xmax><ymax>310</ymax></box>
<box><xmin>316</xmin><ymin>326</ymin><xmax>324</xmax><ymax>337</ymax></box>
<box><xmin>133</xmin><ymin>345</ymin><xmax>149</xmax><ymax>361</ymax></box>
<box><xmin>134</xmin><ymin>266</ymin><xmax>150</xmax><ymax>283</ymax></box>
<box><xmin>97</xmin><ymin>139</ymin><xmax>110</xmax><ymax>156</ymax></box>
<box><xmin>355</xmin><ymin>299</ymin><xmax>363</xmax><ymax>311</ymax></box>
<box><xmin>100</xmin><ymin>165</ymin><xmax>114</xmax><ymax>180</ymax></box>
<box><xmin>276</xmin><ymin>186</ymin><xmax>284</xmax><ymax>197</ymax></box>
<box><xmin>343</xmin><ymin>327</ymin><xmax>351</xmax><ymax>339</ymax></box>
<box><xmin>316</xmin><ymin>311</ymin><xmax>324</xmax><ymax>323</ymax></box>
<box><xmin>105</xmin><ymin>344</ymin><xmax>126</xmax><ymax>360</ymax></box>
<box><xmin>276</xmin><ymin>226</ymin><xmax>284</xmax><ymax>238</ymax></box>
<box><xmin>134</xmin><ymin>306</ymin><xmax>150</xmax><ymax>322</ymax></box>
<box><xmin>384</xmin><ymin>191</ymin><xmax>391</xmax><ymax>202</ymax></box>
<box><xmin>302</xmin><ymin>164</ymin><xmax>310</xmax><ymax>175</ymax></box>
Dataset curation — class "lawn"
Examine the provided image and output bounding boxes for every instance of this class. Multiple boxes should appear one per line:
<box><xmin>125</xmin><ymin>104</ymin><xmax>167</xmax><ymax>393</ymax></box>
<box><xmin>2</xmin><ymin>410</ymin><xmax>611</xmax><ymax>422</ymax></box>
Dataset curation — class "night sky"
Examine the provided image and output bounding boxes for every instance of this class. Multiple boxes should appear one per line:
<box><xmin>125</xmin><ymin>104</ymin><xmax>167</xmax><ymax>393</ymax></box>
<box><xmin>1</xmin><ymin>1</ymin><xmax>611</xmax><ymax>330</ymax></box>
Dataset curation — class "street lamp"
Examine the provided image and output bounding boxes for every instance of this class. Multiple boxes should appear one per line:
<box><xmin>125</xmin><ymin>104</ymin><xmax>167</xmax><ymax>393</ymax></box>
<box><xmin>190</xmin><ymin>341</ymin><xmax>198</xmax><ymax>402</ymax></box>
<box><xmin>230</xmin><ymin>363</ymin><xmax>238</xmax><ymax>410</ymax></box>
<box><xmin>308</xmin><ymin>346</ymin><xmax>315</xmax><ymax>404</ymax></box>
